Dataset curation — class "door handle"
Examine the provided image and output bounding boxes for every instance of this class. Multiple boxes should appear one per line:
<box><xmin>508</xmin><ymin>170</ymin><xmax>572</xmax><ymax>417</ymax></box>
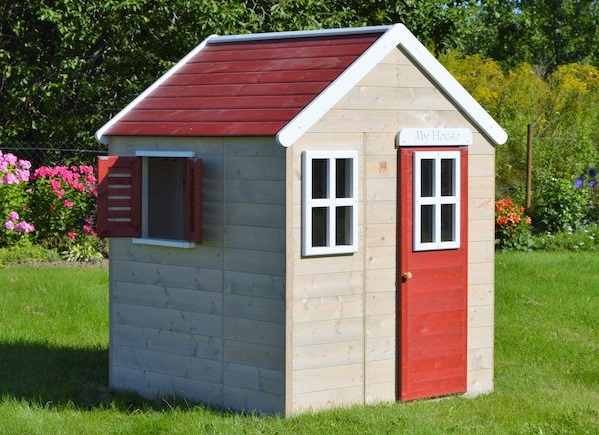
<box><xmin>402</xmin><ymin>272</ymin><xmax>413</xmax><ymax>282</ymax></box>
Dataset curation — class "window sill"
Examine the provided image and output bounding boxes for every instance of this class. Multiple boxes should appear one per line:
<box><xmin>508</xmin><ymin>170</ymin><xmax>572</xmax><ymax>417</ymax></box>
<box><xmin>132</xmin><ymin>238</ymin><xmax>196</xmax><ymax>249</ymax></box>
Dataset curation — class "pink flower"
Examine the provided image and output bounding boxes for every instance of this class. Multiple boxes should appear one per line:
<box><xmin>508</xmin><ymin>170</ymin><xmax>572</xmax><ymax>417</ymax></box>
<box><xmin>8</xmin><ymin>211</ymin><xmax>19</xmax><ymax>221</ymax></box>
<box><xmin>5</xmin><ymin>220</ymin><xmax>14</xmax><ymax>230</ymax></box>
<box><xmin>67</xmin><ymin>232</ymin><xmax>77</xmax><ymax>239</ymax></box>
<box><xmin>18</xmin><ymin>159</ymin><xmax>31</xmax><ymax>170</ymax></box>
<box><xmin>4</xmin><ymin>153</ymin><xmax>17</xmax><ymax>166</ymax></box>
<box><xmin>15</xmin><ymin>221</ymin><xmax>35</xmax><ymax>233</ymax></box>
<box><xmin>83</xmin><ymin>224</ymin><xmax>93</xmax><ymax>233</ymax></box>
<box><xmin>3</xmin><ymin>173</ymin><xmax>17</xmax><ymax>184</ymax></box>
<box><xmin>62</xmin><ymin>199</ymin><xmax>74</xmax><ymax>208</ymax></box>
<box><xmin>16</xmin><ymin>169</ymin><xmax>30</xmax><ymax>182</ymax></box>
<box><xmin>50</xmin><ymin>206</ymin><xmax>57</xmax><ymax>212</ymax></box>
<box><xmin>50</xmin><ymin>179</ymin><xmax>62</xmax><ymax>191</ymax></box>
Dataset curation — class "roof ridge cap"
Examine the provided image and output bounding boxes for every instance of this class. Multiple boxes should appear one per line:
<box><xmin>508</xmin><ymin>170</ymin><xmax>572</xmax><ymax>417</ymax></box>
<box><xmin>208</xmin><ymin>25</ymin><xmax>391</xmax><ymax>44</ymax></box>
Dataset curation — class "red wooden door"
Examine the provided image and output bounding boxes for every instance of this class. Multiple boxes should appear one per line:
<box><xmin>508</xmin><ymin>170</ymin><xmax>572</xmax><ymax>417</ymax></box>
<box><xmin>397</xmin><ymin>147</ymin><xmax>468</xmax><ymax>401</ymax></box>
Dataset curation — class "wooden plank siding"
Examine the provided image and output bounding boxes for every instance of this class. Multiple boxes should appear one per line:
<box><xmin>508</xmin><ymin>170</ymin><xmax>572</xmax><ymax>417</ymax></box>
<box><xmin>287</xmin><ymin>47</ymin><xmax>495</xmax><ymax>413</ymax></box>
<box><xmin>107</xmin><ymin>137</ymin><xmax>287</xmax><ymax>413</ymax></box>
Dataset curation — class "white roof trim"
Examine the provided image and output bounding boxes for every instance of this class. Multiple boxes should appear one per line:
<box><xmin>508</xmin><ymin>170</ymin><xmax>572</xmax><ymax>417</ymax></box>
<box><xmin>276</xmin><ymin>24</ymin><xmax>405</xmax><ymax>147</ymax></box>
<box><xmin>95</xmin><ymin>34</ymin><xmax>218</xmax><ymax>144</ymax></box>
<box><xmin>276</xmin><ymin>23</ymin><xmax>507</xmax><ymax>147</ymax></box>
<box><xmin>208</xmin><ymin>25</ymin><xmax>391</xmax><ymax>44</ymax></box>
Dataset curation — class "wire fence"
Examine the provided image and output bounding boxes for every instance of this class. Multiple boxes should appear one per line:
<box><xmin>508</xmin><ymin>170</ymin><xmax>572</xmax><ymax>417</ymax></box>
<box><xmin>2</xmin><ymin>146</ymin><xmax>107</xmax><ymax>169</ymax></box>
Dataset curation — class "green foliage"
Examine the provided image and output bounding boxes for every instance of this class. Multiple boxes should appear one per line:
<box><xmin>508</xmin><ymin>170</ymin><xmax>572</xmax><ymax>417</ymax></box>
<box><xmin>61</xmin><ymin>235</ymin><xmax>105</xmax><ymax>263</ymax></box>
<box><xmin>534</xmin><ymin>224</ymin><xmax>599</xmax><ymax>252</ymax></box>
<box><xmin>0</xmin><ymin>243</ymin><xmax>59</xmax><ymax>266</ymax></box>
<box><xmin>442</xmin><ymin>55</ymin><xmax>599</xmax><ymax>204</ymax></box>
<box><xmin>531</xmin><ymin>173</ymin><xmax>592</xmax><ymax>233</ymax></box>
<box><xmin>7</xmin><ymin>0</ymin><xmax>599</xmax><ymax>156</ymax></box>
<box><xmin>473</xmin><ymin>0</ymin><xmax>599</xmax><ymax>70</ymax></box>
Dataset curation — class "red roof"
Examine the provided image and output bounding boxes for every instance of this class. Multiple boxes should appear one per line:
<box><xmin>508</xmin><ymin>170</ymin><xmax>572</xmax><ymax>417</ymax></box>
<box><xmin>101</xmin><ymin>31</ymin><xmax>382</xmax><ymax>138</ymax></box>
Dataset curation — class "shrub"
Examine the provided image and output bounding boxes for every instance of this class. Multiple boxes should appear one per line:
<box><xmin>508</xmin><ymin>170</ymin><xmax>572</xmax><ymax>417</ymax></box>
<box><xmin>28</xmin><ymin>164</ymin><xmax>98</xmax><ymax>253</ymax></box>
<box><xmin>573</xmin><ymin>166</ymin><xmax>599</xmax><ymax>222</ymax></box>
<box><xmin>531</xmin><ymin>173</ymin><xmax>591</xmax><ymax>233</ymax></box>
<box><xmin>0</xmin><ymin>149</ymin><xmax>102</xmax><ymax>261</ymax></box>
<box><xmin>0</xmin><ymin>151</ymin><xmax>35</xmax><ymax>247</ymax></box>
<box><xmin>495</xmin><ymin>198</ymin><xmax>533</xmax><ymax>250</ymax></box>
<box><xmin>0</xmin><ymin>243</ymin><xmax>60</xmax><ymax>266</ymax></box>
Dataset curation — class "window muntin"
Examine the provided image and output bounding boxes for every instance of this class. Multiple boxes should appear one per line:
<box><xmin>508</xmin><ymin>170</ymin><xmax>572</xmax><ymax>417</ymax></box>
<box><xmin>302</xmin><ymin>151</ymin><xmax>358</xmax><ymax>256</ymax></box>
<box><xmin>413</xmin><ymin>151</ymin><xmax>460</xmax><ymax>251</ymax></box>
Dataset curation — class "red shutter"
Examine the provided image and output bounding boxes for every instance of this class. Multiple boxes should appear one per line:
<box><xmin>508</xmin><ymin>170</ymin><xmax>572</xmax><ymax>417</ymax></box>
<box><xmin>186</xmin><ymin>158</ymin><xmax>203</xmax><ymax>244</ymax></box>
<box><xmin>97</xmin><ymin>156</ymin><xmax>142</xmax><ymax>238</ymax></box>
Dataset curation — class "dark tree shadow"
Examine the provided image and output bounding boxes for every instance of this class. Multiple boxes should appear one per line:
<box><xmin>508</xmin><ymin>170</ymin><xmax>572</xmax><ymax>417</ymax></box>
<box><xmin>0</xmin><ymin>340</ymin><xmax>111</xmax><ymax>409</ymax></box>
<box><xmin>0</xmin><ymin>340</ymin><xmax>236</xmax><ymax>415</ymax></box>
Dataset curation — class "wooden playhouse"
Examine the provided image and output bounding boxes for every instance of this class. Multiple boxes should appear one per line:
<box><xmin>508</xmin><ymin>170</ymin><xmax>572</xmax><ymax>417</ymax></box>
<box><xmin>95</xmin><ymin>24</ymin><xmax>506</xmax><ymax>415</ymax></box>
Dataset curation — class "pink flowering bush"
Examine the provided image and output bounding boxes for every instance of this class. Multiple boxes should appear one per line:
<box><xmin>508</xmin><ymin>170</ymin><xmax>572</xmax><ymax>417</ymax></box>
<box><xmin>29</xmin><ymin>164</ymin><xmax>98</xmax><ymax>252</ymax></box>
<box><xmin>0</xmin><ymin>151</ymin><xmax>34</xmax><ymax>246</ymax></box>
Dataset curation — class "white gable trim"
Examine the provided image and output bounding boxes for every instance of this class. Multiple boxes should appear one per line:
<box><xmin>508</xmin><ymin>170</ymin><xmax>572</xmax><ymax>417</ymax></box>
<box><xmin>276</xmin><ymin>24</ymin><xmax>405</xmax><ymax>147</ymax></box>
<box><xmin>95</xmin><ymin>34</ymin><xmax>218</xmax><ymax>144</ymax></box>
<box><xmin>276</xmin><ymin>24</ymin><xmax>507</xmax><ymax>147</ymax></box>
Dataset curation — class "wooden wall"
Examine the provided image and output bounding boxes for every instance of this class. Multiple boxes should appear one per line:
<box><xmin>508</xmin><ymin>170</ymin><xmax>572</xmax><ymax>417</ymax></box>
<box><xmin>107</xmin><ymin>136</ymin><xmax>287</xmax><ymax>413</ymax></box>
<box><xmin>286</xmin><ymin>46</ymin><xmax>496</xmax><ymax>414</ymax></box>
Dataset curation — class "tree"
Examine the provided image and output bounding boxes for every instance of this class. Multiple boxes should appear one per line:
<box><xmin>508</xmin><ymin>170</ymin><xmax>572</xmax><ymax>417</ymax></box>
<box><xmin>0</xmin><ymin>0</ymin><xmax>262</xmax><ymax>153</ymax></box>
<box><xmin>474</xmin><ymin>0</ymin><xmax>599</xmax><ymax>71</ymax></box>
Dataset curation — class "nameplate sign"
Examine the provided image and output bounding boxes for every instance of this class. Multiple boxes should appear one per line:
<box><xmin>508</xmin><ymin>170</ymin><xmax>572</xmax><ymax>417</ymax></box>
<box><xmin>397</xmin><ymin>128</ymin><xmax>472</xmax><ymax>147</ymax></box>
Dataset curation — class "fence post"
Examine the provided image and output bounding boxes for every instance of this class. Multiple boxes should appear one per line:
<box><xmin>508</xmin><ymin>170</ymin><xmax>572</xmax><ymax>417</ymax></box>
<box><xmin>526</xmin><ymin>123</ymin><xmax>533</xmax><ymax>210</ymax></box>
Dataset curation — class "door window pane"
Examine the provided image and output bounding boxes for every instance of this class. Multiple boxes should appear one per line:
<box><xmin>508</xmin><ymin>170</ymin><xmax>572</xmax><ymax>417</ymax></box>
<box><xmin>312</xmin><ymin>207</ymin><xmax>328</xmax><ymax>247</ymax></box>
<box><xmin>413</xmin><ymin>151</ymin><xmax>461</xmax><ymax>251</ymax></box>
<box><xmin>441</xmin><ymin>159</ymin><xmax>455</xmax><ymax>196</ymax></box>
<box><xmin>312</xmin><ymin>159</ymin><xmax>328</xmax><ymax>199</ymax></box>
<box><xmin>441</xmin><ymin>204</ymin><xmax>455</xmax><ymax>242</ymax></box>
<box><xmin>420</xmin><ymin>205</ymin><xmax>434</xmax><ymax>243</ymax></box>
<box><xmin>420</xmin><ymin>159</ymin><xmax>435</xmax><ymax>197</ymax></box>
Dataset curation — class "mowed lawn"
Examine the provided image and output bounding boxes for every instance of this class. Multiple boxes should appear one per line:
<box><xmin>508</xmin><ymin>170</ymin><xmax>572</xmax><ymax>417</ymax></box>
<box><xmin>0</xmin><ymin>252</ymin><xmax>597</xmax><ymax>434</ymax></box>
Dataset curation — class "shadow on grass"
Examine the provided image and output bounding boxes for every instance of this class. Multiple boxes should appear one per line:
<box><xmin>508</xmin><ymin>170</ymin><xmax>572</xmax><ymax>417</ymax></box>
<box><xmin>0</xmin><ymin>340</ymin><xmax>237</xmax><ymax>415</ymax></box>
<box><xmin>0</xmin><ymin>340</ymin><xmax>112</xmax><ymax>409</ymax></box>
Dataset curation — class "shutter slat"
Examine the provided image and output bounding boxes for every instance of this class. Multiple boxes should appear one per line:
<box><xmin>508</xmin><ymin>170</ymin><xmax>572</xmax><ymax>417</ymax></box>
<box><xmin>97</xmin><ymin>156</ymin><xmax>142</xmax><ymax>238</ymax></box>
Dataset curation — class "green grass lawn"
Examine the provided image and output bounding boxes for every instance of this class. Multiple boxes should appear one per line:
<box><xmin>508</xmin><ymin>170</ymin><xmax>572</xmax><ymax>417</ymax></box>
<box><xmin>0</xmin><ymin>253</ymin><xmax>597</xmax><ymax>434</ymax></box>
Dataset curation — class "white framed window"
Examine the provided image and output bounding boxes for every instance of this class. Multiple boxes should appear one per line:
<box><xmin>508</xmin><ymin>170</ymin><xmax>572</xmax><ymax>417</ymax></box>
<box><xmin>413</xmin><ymin>151</ymin><xmax>460</xmax><ymax>251</ymax></box>
<box><xmin>302</xmin><ymin>150</ymin><xmax>358</xmax><ymax>256</ymax></box>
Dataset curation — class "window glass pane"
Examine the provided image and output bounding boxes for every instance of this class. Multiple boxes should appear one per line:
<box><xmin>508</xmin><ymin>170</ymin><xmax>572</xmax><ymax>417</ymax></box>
<box><xmin>420</xmin><ymin>159</ymin><xmax>434</xmax><ymax>197</ymax></box>
<box><xmin>147</xmin><ymin>158</ymin><xmax>186</xmax><ymax>240</ymax></box>
<box><xmin>312</xmin><ymin>159</ymin><xmax>328</xmax><ymax>199</ymax></box>
<box><xmin>335</xmin><ymin>206</ymin><xmax>351</xmax><ymax>245</ymax></box>
<box><xmin>312</xmin><ymin>207</ymin><xmax>328</xmax><ymax>247</ymax></box>
<box><xmin>420</xmin><ymin>205</ymin><xmax>434</xmax><ymax>243</ymax></box>
<box><xmin>441</xmin><ymin>204</ymin><xmax>455</xmax><ymax>242</ymax></box>
<box><xmin>335</xmin><ymin>158</ymin><xmax>351</xmax><ymax>198</ymax></box>
<box><xmin>441</xmin><ymin>159</ymin><xmax>455</xmax><ymax>196</ymax></box>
